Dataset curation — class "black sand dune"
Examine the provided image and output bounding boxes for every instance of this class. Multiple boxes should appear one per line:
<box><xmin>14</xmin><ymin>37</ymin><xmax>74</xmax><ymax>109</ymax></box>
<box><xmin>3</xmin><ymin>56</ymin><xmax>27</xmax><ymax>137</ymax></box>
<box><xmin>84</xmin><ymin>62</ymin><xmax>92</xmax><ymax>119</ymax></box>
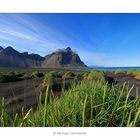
<box><xmin>106</xmin><ymin>72</ymin><xmax>140</xmax><ymax>98</ymax></box>
<box><xmin>0</xmin><ymin>77</ymin><xmax>44</xmax><ymax>114</ymax></box>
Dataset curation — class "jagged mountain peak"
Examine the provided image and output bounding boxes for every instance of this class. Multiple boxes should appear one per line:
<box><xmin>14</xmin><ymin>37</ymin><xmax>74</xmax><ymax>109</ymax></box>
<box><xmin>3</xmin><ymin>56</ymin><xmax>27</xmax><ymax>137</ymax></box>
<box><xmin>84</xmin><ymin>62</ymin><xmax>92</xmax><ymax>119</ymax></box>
<box><xmin>5</xmin><ymin>46</ymin><xmax>16</xmax><ymax>51</ymax></box>
<box><xmin>2</xmin><ymin>46</ymin><xmax>19</xmax><ymax>55</ymax></box>
<box><xmin>65</xmin><ymin>47</ymin><xmax>72</xmax><ymax>51</ymax></box>
<box><xmin>42</xmin><ymin>47</ymin><xmax>87</xmax><ymax>68</ymax></box>
<box><xmin>0</xmin><ymin>46</ymin><xmax>3</xmax><ymax>50</ymax></box>
<box><xmin>22</xmin><ymin>52</ymin><xmax>28</xmax><ymax>55</ymax></box>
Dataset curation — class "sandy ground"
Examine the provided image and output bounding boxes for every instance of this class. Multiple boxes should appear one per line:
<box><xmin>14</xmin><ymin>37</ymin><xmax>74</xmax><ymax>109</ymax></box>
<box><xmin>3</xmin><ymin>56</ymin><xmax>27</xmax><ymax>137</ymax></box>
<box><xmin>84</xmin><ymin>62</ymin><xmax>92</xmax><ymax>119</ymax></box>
<box><xmin>0</xmin><ymin>77</ymin><xmax>44</xmax><ymax>114</ymax></box>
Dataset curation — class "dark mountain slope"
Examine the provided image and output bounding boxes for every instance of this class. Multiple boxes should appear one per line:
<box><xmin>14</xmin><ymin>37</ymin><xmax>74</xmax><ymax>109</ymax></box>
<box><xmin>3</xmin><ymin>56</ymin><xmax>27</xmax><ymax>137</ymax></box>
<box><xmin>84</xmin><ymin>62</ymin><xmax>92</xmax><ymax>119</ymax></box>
<box><xmin>42</xmin><ymin>47</ymin><xmax>87</xmax><ymax>68</ymax></box>
<box><xmin>0</xmin><ymin>46</ymin><xmax>45</xmax><ymax>68</ymax></box>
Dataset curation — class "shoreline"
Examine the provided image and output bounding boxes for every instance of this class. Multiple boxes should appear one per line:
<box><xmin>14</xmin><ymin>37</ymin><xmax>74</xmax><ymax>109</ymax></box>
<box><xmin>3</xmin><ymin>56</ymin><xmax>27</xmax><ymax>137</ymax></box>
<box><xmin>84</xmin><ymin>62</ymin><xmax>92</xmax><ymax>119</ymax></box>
<box><xmin>1</xmin><ymin>66</ymin><xmax>140</xmax><ymax>73</ymax></box>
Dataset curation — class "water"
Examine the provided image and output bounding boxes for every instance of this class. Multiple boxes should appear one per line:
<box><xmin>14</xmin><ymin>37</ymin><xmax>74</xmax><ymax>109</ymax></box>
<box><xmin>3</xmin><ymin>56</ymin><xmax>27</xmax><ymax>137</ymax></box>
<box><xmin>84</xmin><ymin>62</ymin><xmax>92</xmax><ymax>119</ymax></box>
<box><xmin>68</xmin><ymin>67</ymin><xmax>140</xmax><ymax>72</ymax></box>
<box><xmin>0</xmin><ymin>67</ymin><xmax>140</xmax><ymax>72</ymax></box>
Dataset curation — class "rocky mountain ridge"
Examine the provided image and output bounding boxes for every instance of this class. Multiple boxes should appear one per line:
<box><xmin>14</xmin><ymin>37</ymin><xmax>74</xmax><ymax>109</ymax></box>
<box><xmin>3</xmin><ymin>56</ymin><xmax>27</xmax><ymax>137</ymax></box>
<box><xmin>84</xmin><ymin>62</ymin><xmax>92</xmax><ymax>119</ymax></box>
<box><xmin>42</xmin><ymin>47</ymin><xmax>87</xmax><ymax>67</ymax></box>
<box><xmin>0</xmin><ymin>46</ymin><xmax>45</xmax><ymax>68</ymax></box>
<box><xmin>0</xmin><ymin>46</ymin><xmax>87</xmax><ymax>68</ymax></box>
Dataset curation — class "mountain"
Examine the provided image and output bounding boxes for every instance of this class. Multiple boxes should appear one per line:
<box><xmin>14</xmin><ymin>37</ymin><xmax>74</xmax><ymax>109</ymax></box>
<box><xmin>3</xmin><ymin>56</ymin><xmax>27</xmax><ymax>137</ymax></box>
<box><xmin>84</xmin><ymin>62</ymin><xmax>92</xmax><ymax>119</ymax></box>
<box><xmin>42</xmin><ymin>47</ymin><xmax>87</xmax><ymax>68</ymax></box>
<box><xmin>0</xmin><ymin>46</ymin><xmax>45</xmax><ymax>68</ymax></box>
<box><xmin>0</xmin><ymin>46</ymin><xmax>3</xmax><ymax>51</ymax></box>
<box><xmin>0</xmin><ymin>46</ymin><xmax>87</xmax><ymax>68</ymax></box>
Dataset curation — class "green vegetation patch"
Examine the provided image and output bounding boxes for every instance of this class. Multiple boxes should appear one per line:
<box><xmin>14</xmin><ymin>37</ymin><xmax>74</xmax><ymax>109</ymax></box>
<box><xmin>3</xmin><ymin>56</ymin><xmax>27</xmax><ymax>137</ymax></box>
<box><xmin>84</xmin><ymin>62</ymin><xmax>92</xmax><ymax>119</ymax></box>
<box><xmin>127</xmin><ymin>69</ymin><xmax>140</xmax><ymax>75</ymax></box>
<box><xmin>126</xmin><ymin>69</ymin><xmax>140</xmax><ymax>80</ymax></box>
<box><xmin>32</xmin><ymin>71</ymin><xmax>44</xmax><ymax>78</ymax></box>
<box><xmin>62</xmin><ymin>71</ymin><xmax>76</xmax><ymax>79</ymax></box>
<box><xmin>0</xmin><ymin>72</ymin><xmax>19</xmax><ymax>82</ymax></box>
<box><xmin>43</xmin><ymin>71</ymin><xmax>62</xmax><ymax>86</ymax></box>
<box><xmin>23</xmin><ymin>74</ymin><xmax>31</xmax><ymax>80</ymax></box>
<box><xmin>87</xmin><ymin>70</ymin><xmax>106</xmax><ymax>82</ymax></box>
<box><xmin>114</xmin><ymin>69</ymin><xmax>126</xmax><ymax>74</ymax></box>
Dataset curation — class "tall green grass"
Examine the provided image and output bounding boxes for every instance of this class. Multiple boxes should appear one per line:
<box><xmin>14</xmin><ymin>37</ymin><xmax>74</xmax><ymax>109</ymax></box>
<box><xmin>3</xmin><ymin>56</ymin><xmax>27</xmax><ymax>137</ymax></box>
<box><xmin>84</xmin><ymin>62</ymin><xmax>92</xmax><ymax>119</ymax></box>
<box><xmin>0</xmin><ymin>80</ymin><xmax>139</xmax><ymax>127</ymax></box>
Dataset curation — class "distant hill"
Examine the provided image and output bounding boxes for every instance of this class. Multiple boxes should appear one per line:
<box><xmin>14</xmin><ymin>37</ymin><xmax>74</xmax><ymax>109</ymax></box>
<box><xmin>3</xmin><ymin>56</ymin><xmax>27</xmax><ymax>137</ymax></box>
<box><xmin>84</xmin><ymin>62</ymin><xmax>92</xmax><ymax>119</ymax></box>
<box><xmin>42</xmin><ymin>47</ymin><xmax>87</xmax><ymax>68</ymax></box>
<box><xmin>0</xmin><ymin>46</ymin><xmax>45</xmax><ymax>68</ymax></box>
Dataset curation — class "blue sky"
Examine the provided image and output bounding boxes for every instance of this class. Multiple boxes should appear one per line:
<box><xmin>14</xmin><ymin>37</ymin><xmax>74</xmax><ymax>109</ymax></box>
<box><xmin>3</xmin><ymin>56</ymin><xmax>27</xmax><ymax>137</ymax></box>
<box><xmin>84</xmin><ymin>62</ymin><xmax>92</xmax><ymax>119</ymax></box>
<box><xmin>0</xmin><ymin>14</ymin><xmax>140</xmax><ymax>67</ymax></box>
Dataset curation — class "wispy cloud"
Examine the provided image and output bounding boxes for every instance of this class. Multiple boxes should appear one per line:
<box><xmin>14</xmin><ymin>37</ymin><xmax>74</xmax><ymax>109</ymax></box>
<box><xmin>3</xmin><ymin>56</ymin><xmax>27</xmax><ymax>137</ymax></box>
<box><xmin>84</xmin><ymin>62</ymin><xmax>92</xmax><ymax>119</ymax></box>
<box><xmin>0</xmin><ymin>29</ymin><xmax>39</xmax><ymax>42</ymax></box>
<box><xmin>0</xmin><ymin>14</ymin><xmax>69</xmax><ymax>53</ymax></box>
